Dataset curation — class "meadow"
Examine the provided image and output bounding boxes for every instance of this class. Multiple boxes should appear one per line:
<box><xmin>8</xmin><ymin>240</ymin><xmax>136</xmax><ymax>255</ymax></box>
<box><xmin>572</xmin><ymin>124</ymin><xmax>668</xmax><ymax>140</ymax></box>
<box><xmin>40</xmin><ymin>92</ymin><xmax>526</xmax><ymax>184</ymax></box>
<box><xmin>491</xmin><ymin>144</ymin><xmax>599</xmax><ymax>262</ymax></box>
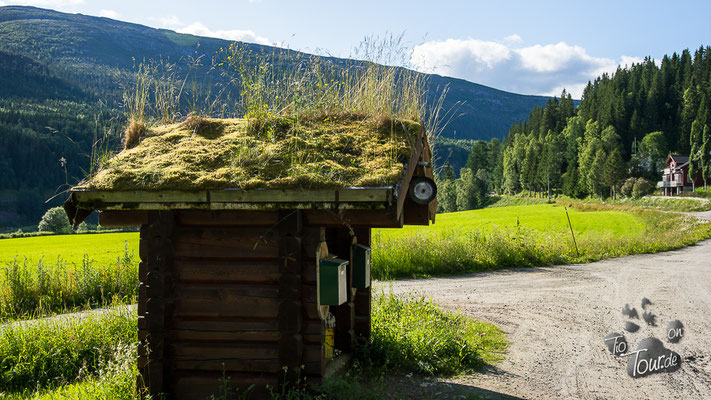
<box><xmin>0</xmin><ymin>232</ymin><xmax>139</xmax><ymax>267</ymax></box>
<box><xmin>371</xmin><ymin>202</ymin><xmax>711</xmax><ymax>279</ymax></box>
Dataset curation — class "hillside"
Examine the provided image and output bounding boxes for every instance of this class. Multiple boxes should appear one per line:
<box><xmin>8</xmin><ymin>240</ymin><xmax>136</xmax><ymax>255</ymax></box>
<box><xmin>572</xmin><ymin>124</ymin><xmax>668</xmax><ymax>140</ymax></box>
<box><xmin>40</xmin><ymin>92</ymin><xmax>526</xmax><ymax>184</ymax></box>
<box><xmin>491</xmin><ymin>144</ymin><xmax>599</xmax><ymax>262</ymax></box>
<box><xmin>0</xmin><ymin>5</ymin><xmax>548</xmax><ymax>227</ymax></box>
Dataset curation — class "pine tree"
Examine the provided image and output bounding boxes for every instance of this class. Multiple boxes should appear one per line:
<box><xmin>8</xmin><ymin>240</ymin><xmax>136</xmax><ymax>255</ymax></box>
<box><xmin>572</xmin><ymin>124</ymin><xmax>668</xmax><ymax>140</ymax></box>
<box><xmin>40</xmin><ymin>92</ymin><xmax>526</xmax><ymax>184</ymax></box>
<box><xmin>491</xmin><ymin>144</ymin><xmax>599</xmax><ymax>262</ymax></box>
<box><xmin>603</xmin><ymin>149</ymin><xmax>625</xmax><ymax>198</ymax></box>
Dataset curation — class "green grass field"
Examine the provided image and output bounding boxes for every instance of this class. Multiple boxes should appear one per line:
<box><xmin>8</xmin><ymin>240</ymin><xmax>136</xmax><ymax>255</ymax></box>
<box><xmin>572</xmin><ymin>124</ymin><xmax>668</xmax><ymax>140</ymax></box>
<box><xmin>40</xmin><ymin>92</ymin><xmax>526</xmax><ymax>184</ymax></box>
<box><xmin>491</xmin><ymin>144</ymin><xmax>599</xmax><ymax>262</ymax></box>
<box><xmin>0</xmin><ymin>233</ymin><xmax>139</xmax><ymax>268</ymax></box>
<box><xmin>376</xmin><ymin>204</ymin><xmax>647</xmax><ymax>240</ymax></box>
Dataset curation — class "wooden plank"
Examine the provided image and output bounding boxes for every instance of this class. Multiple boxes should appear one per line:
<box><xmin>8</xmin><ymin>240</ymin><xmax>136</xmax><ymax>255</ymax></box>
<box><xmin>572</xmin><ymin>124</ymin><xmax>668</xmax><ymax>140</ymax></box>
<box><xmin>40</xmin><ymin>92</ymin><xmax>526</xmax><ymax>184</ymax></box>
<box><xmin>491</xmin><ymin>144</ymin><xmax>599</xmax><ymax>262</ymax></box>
<box><xmin>173</xmin><ymin>295</ymin><xmax>280</xmax><ymax>319</ymax></box>
<box><xmin>99</xmin><ymin>210</ymin><xmax>148</xmax><ymax>226</ymax></box>
<box><xmin>396</xmin><ymin>127</ymin><xmax>426</xmax><ymax>221</ymax></box>
<box><xmin>304</xmin><ymin>209</ymin><xmax>401</xmax><ymax>228</ymax></box>
<box><xmin>338</xmin><ymin>188</ymin><xmax>392</xmax><ymax>203</ymax></box>
<box><xmin>172</xmin><ymin>283</ymin><xmax>280</xmax><ymax>299</ymax></box>
<box><xmin>172</xmin><ymin>259</ymin><xmax>281</xmax><ymax>284</ymax></box>
<box><xmin>210</xmin><ymin>188</ymin><xmax>391</xmax><ymax>203</ymax></box>
<box><xmin>170</xmin><ymin>342</ymin><xmax>279</xmax><ymax>360</ymax></box>
<box><xmin>74</xmin><ymin>190</ymin><xmax>208</xmax><ymax>203</ymax></box>
<box><xmin>210</xmin><ymin>189</ymin><xmax>336</xmax><ymax>203</ymax></box>
<box><xmin>169</xmin><ymin>330</ymin><xmax>280</xmax><ymax>343</ymax></box>
<box><xmin>171</xmin><ymin>359</ymin><xmax>282</xmax><ymax>373</ymax></box>
<box><xmin>175</xmin><ymin>210</ymin><xmax>279</xmax><ymax>226</ymax></box>
<box><xmin>172</xmin><ymin>227</ymin><xmax>279</xmax><ymax>259</ymax></box>
<box><xmin>170</xmin><ymin>318</ymin><xmax>278</xmax><ymax>332</ymax></box>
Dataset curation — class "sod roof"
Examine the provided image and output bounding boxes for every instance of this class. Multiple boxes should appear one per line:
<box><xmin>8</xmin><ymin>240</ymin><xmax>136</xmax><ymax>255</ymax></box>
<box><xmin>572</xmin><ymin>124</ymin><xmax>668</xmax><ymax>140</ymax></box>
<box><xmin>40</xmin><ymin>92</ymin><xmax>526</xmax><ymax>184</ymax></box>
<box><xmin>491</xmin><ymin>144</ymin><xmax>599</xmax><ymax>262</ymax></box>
<box><xmin>80</xmin><ymin>114</ymin><xmax>422</xmax><ymax>192</ymax></box>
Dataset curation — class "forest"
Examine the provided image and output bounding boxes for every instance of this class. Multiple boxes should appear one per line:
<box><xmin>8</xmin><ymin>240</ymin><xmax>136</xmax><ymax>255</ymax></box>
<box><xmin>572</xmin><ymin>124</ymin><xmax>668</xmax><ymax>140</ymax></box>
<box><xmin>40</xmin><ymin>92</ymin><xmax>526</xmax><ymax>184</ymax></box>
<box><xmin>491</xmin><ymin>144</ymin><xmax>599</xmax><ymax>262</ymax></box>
<box><xmin>437</xmin><ymin>46</ymin><xmax>711</xmax><ymax>212</ymax></box>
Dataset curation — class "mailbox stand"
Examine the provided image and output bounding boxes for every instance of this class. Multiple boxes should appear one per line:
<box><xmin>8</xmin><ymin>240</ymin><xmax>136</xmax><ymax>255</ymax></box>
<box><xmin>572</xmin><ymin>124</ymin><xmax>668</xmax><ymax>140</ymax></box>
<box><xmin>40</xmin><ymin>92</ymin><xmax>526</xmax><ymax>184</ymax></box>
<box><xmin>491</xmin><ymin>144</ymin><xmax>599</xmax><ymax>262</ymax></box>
<box><xmin>64</xmin><ymin>118</ymin><xmax>436</xmax><ymax>399</ymax></box>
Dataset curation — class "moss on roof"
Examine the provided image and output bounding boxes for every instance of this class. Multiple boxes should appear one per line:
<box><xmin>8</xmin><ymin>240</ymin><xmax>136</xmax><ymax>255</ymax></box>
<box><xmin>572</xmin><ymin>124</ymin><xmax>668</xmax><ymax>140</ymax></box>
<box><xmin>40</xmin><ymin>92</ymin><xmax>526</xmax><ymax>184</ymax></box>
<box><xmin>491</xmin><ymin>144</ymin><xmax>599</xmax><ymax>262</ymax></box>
<box><xmin>81</xmin><ymin>114</ymin><xmax>422</xmax><ymax>191</ymax></box>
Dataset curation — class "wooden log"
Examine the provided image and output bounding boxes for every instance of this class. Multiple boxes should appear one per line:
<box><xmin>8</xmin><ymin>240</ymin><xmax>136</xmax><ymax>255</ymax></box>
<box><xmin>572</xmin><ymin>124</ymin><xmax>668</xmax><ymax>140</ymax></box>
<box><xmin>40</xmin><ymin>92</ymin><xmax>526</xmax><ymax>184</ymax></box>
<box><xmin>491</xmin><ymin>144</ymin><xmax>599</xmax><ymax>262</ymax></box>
<box><xmin>278</xmin><ymin>210</ymin><xmax>303</xmax><ymax>236</ymax></box>
<box><xmin>302</xmin><ymin>262</ymin><xmax>317</xmax><ymax>284</ymax></box>
<box><xmin>279</xmin><ymin>333</ymin><xmax>304</xmax><ymax>366</ymax></box>
<box><xmin>172</xmin><ymin>259</ymin><xmax>281</xmax><ymax>284</ymax></box>
<box><xmin>137</xmin><ymin>283</ymin><xmax>147</xmax><ymax>315</ymax></box>
<box><xmin>302</xmin><ymin>319</ymin><xmax>324</xmax><ymax>345</ymax></box>
<box><xmin>168</xmin><ymin>330</ymin><xmax>280</xmax><ymax>343</ymax></box>
<box><xmin>303</xmin><ymin>209</ymin><xmax>401</xmax><ymax>228</ymax></box>
<box><xmin>138</xmin><ymin>261</ymin><xmax>147</xmax><ymax>282</ymax></box>
<box><xmin>173</xmin><ymin>295</ymin><xmax>281</xmax><ymax>319</ymax></box>
<box><xmin>172</xmin><ymin>227</ymin><xmax>279</xmax><ymax>259</ymax></box>
<box><xmin>278</xmin><ymin>300</ymin><xmax>303</xmax><ymax>334</ymax></box>
<box><xmin>170</xmin><ymin>359</ymin><xmax>282</xmax><ymax>373</ymax></box>
<box><xmin>175</xmin><ymin>210</ymin><xmax>279</xmax><ymax>226</ymax></box>
<box><xmin>99</xmin><ymin>210</ymin><xmax>148</xmax><ymax>226</ymax></box>
<box><xmin>279</xmin><ymin>236</ymin><xmax>302</xmax><ymax>275</ymax></box>
<box><xmin>170</xmin><ymin>343</ymin><xmax>279</xmax><ymax>360</ymax></box>
<box><xmin>172</xmin><ymin>283</ymin><xmax>280</xmax><ymax>299</ymax></box>
<box><xmin>169</xmin><ymin>318</ymin><xmax>279</xmax><ymax>332</ymax></box>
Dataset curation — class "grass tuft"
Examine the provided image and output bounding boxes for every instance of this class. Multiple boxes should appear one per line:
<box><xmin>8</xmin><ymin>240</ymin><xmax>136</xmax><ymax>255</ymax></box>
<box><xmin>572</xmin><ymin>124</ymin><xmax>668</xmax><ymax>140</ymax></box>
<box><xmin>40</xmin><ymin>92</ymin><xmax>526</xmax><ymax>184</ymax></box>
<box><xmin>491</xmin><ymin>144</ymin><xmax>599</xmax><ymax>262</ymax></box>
<box><xmin>0</xmin><ymin>305</ymin><xmax>137</xmax><ymax>394</ymax></box>
<box><xmin>355</xmin><ymin>293</ymin><xmax>506</xmax><ymax>377</ymax></box>
<box><xmin>122</xmin><ymin>118</ymin><xmax>146</xmax><ymax>150</ymax></box>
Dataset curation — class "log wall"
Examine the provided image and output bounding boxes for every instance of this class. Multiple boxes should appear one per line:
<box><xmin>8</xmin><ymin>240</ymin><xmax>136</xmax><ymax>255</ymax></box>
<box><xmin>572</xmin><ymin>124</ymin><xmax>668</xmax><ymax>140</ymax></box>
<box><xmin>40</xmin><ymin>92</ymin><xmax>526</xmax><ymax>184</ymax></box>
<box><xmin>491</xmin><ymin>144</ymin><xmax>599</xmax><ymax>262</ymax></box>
<box><xmin>137</xmin><ymin>210</ymin><xmax>371</xmax><ymax>399</ymax></box>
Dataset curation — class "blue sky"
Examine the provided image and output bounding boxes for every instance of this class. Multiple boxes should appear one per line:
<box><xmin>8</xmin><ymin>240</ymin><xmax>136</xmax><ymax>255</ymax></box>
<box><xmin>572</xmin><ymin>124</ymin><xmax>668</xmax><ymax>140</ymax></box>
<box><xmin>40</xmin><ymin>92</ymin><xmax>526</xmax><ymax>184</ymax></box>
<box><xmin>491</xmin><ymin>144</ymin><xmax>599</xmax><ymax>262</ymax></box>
<box><xmin>1</xmin><ymin>0</ymin><xmax>710</xmax><ymax>98</ymax></box>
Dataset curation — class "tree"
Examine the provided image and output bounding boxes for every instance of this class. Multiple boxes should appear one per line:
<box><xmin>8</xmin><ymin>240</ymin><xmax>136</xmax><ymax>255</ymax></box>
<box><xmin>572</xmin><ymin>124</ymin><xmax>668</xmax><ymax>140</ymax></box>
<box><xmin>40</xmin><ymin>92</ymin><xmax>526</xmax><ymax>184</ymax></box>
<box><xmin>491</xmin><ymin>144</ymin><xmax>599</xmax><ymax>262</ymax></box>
<box><xmin>465</xmin><ymin>140</ymin><xmax>489</xmax><ymax>174</ymax></box>
<box><xmin>587</xmin><ymin>149</ymin><xmax>607</xmax><ymax>198</ymax></box>
<box><xmin>441</xmin><ymin>161</ymin><xmax>455</xmax><ymax>181</ymax></box>
<box><xmin>639</xmin><ymin>131</ymin><xmax>668</xmax><ymax>177</ymax></box>
<box><xmin>603</xmin><ymin>149</ymin><xmax>626</xmax><ymax>198</ymax></box>
<box><xmin>37</xmin><ymin>206</ymin><xmax>71</xmax><ymax>234</ymax></box>
<box><xmin>436</xmin><ymin>179</ymin><xmax>457</xmax><ymax>213</ymax></box>
<box><xmin>455</xmin><ymin>168</ymin><xmax>477</xmax><ymax>211</ymax></box>
<box><xmin>690</xmin><ymin>120</ymin><xmax>704</xmax><ymax>188</ymax></box>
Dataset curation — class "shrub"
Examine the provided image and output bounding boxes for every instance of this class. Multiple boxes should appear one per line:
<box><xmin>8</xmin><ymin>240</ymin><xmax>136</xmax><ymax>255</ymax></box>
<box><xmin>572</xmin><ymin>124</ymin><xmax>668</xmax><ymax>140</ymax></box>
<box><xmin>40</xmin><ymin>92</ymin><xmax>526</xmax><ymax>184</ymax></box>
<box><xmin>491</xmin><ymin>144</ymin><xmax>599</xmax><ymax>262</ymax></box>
<box><xmin>632</xmin><ymin>178</ymin><xmax>655</xmax><ymax>198</ymax></box>
<box><xmin>37</xmin><ymin>206</ymin><xmax>71</xmax><ymax>234</ymax></box>
<box><xmin>620</xmin><ymin>177</ymin><xmax>636</xmax><ymax>198</ymax></box>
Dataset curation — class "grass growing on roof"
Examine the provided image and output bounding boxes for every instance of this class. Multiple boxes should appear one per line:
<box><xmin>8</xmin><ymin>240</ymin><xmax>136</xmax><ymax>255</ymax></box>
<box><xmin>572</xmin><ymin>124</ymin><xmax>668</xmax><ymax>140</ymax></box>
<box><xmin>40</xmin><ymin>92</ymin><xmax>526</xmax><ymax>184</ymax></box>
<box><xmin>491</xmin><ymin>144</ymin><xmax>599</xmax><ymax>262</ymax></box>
<box><xmin>84</xmin><ymin>114</ymin><xmax>420</xmax><ymax>191</ymax></box>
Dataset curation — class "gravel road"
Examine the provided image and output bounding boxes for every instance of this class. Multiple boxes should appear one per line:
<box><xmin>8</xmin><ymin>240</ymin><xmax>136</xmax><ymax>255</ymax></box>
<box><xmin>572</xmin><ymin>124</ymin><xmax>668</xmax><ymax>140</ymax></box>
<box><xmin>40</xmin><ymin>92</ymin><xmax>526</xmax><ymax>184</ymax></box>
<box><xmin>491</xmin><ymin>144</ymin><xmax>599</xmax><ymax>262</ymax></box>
<box><xmin>376</xmin><ymin>212</ymin><xmax>711</xmax><ymax>400</ymax></box>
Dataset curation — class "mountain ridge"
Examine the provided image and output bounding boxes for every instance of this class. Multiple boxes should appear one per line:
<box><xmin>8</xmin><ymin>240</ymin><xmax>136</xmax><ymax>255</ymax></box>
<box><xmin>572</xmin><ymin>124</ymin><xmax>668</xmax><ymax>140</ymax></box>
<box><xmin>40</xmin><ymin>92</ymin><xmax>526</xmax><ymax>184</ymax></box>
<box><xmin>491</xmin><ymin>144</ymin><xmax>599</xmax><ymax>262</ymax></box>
<box><xmin>0</xmin><ymin>5</ymin><xmax>550</xmax><ymax>227</ymax></box>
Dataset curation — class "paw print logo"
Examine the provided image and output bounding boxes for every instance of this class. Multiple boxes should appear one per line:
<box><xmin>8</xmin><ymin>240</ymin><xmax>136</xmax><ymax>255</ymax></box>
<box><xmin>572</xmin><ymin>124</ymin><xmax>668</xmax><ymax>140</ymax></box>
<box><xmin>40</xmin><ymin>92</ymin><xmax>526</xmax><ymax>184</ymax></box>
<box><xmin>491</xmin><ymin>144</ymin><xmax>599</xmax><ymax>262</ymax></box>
<box><xmin>604</xmin><ymin>297</ymin><xmax>684</xmax><ymax>378</ymax></box>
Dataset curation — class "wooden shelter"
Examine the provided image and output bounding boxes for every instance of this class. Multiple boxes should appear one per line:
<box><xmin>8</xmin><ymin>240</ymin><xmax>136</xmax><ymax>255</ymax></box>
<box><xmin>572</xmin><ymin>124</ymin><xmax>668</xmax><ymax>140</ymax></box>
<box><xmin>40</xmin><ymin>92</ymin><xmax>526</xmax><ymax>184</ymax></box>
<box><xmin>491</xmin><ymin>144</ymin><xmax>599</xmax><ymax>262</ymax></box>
<box><xmin>64</xmin><ymin>115</ymin><xmax>436</xmax><ymax>399</ymax></box>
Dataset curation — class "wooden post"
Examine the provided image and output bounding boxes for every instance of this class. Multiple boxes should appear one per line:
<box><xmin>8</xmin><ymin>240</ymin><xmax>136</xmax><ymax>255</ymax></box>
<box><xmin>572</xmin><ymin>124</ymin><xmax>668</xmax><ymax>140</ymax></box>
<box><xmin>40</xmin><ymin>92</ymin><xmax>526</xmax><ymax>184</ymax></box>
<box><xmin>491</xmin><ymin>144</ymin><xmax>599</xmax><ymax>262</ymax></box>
<box><xmin>278</xmin><ymin>210</ymin><xmax>304</xmax><ymax>386</ymax></box>
<box><xmin>138</xmin><ymin>210</ymin><xmax>175</xmax><ymax>397</ymax></box>
<box><xmin>326</xmin><ymin>228</ymin><xmax>357</xmax><ymax>353</ymax></box>
<box><xmin>352</xmin><ymin>228</ymin><xmax>372</xmax><ymax>342</ymax></box>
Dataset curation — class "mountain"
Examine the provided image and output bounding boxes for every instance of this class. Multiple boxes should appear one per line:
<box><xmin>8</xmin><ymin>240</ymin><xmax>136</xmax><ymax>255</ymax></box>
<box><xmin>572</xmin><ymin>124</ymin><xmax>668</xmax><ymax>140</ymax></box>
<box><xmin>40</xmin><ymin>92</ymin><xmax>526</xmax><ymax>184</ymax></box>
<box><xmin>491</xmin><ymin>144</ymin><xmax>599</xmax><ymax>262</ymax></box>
<box><xmin>0</xmin><ymin>6</ymin><xmax>549</xmax><ymax>227</ymax></box>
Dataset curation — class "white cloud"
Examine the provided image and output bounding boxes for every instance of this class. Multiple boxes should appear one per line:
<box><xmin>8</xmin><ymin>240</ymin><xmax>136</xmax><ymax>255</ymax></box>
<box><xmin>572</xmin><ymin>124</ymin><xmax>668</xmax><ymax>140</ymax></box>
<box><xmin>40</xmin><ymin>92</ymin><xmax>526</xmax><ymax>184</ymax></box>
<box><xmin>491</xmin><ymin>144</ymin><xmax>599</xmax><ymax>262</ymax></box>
<box><xmin>155</xmin><ymin>14</ymin><xmax>181</xmax><ymax>28</ymax></box>
<box><xmin>410</xmin><ymin>37</ymin><xmax>638</xmax><ymax>98</ymax></box>
<box><xmin>150</xmin><ymin>16</ymin><xmax>271</xmax><ymax>46</ymax></box>
<box><xmin>2</xmin><ymin>0</ymin><xmax>84</xmax><ymax>6</ymax></box>
<box><xmin>0</xmin><ymin>1</ymin><xmax>6</xmax><ymax>6</ymax></box>
<box><xmin>98</xmin><ymin>9</ymin><xmax>120</xmax><ymax>19</ymax></box>
<box><xmin>503</xmin><ymin>34</ymin><xmax>522</xmax><ymax>45</ymax></box>
<box><xmin>178</xmin><ymin>22</ymin><xmax>270</xmax><ymax>45</ymax></box>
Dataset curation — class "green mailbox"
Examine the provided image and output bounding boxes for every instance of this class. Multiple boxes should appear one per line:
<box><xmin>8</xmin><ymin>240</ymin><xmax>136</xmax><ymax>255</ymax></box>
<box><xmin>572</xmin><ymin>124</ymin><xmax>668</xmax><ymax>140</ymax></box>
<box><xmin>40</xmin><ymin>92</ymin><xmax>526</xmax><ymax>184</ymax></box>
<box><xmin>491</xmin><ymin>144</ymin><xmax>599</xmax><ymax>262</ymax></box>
<box><xmin>352</xmin><ymin>244</ymin><xmax>371</xmax><ymax>288</ymax></box>
<box><xmin>319</xmin><ymin>257</ymin><xmax>348</xmax><ymax>306</ymax></box>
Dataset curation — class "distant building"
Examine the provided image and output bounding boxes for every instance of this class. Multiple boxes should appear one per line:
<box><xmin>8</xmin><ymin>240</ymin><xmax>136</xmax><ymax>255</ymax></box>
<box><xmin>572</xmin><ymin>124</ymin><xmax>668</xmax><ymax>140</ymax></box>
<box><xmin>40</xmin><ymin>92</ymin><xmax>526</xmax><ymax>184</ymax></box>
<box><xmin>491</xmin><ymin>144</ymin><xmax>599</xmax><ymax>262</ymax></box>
<box><xmin>657</xmin><ymin>155</ymin><xmax>706</xmax><ymax>196</ymax></box>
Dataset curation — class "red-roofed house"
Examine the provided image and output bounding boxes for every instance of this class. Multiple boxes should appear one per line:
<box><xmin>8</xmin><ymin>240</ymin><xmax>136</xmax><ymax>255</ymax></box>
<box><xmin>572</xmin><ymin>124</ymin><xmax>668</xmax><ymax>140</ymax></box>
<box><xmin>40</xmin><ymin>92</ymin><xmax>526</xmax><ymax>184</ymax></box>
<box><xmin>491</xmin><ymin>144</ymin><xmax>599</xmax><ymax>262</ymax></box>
<box><xmin>657</xmin><ymin>155</ymin><xmax>706</xmax><ymax>196</ymax></box>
